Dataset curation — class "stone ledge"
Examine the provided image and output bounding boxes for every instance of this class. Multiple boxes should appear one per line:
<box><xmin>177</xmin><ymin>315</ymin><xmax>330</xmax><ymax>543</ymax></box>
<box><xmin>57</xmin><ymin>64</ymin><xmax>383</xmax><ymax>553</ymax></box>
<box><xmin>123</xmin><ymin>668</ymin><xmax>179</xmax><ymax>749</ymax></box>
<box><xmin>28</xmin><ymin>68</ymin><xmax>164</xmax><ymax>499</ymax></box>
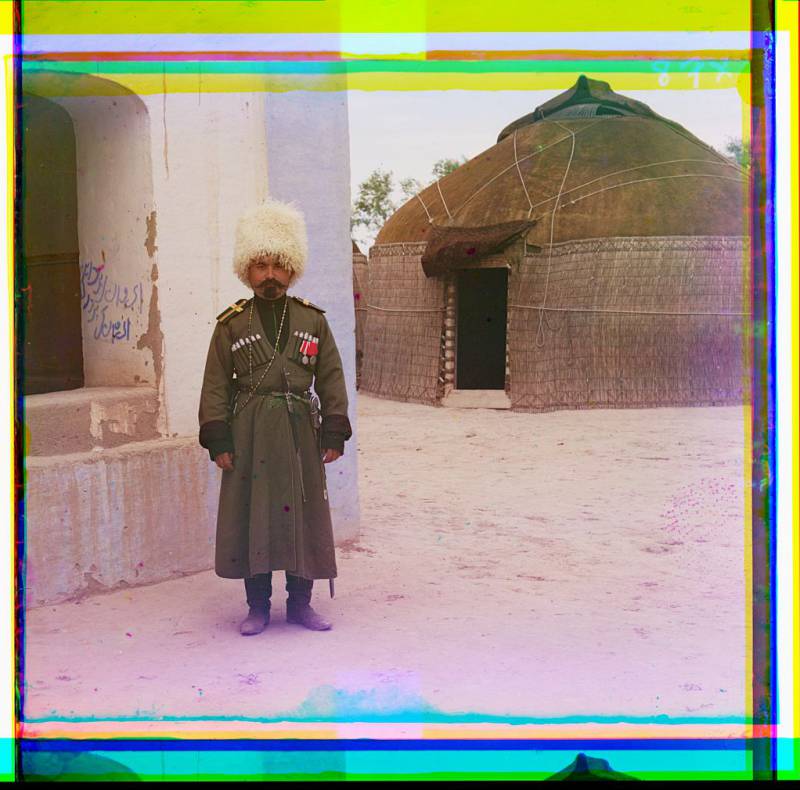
<box><xmin>24</xmin><ymin>435</ymin><xmax>358</xmax><ymax>607</ymax></box>
<box><xmin>24</xmin><ymin>385</ymin><xmax>160</xmax><ymax>457</ymax></box>
<box><xmin>24</xmin><ymin>437</ymin><xmax>218</xmax><ymax>608</ymax></box>
<box><xmin>25</xmin><ymin>435</ymin><xmax>198</xmax><ymax>470</ymax></box>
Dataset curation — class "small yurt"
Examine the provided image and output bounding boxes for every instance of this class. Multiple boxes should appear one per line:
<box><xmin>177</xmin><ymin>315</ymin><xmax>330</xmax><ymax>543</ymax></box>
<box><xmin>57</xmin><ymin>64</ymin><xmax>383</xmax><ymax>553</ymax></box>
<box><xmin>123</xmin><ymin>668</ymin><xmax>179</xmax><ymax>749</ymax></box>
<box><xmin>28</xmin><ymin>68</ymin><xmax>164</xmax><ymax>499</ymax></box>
<box><xmin>352</xmin><ymin>239</ymin><xmax>369</xmax><ymax>388</ymax></box>
<box><xmin>360</xmin><ymin>76</ymin><xmax>750</xmax><ymax>411</ymax></box>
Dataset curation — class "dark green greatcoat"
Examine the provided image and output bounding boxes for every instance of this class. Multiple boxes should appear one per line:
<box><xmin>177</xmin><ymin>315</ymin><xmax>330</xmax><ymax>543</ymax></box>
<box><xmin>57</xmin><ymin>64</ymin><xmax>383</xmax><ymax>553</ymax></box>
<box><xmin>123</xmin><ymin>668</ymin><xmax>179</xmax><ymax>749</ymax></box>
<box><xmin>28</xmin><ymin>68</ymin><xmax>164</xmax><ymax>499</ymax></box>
<box><xmin>198</xmin><ymin>295</ymin><xmax>350</xmax><ymax>580</ymax></box>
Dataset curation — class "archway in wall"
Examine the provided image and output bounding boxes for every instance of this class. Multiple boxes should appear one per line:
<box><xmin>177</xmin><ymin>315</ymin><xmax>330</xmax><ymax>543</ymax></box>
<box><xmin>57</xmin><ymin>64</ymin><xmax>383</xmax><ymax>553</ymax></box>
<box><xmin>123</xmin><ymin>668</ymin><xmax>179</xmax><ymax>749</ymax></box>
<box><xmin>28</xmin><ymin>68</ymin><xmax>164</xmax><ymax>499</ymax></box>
<box><xmin>20</xmin><ymin>93</ymin><xmax>84</xmax><ymax>394</ymax></box>
<box><xmin>22</xmin><ymin>69</ymin><xmax>157</xmax><ymax>393</ymax></box>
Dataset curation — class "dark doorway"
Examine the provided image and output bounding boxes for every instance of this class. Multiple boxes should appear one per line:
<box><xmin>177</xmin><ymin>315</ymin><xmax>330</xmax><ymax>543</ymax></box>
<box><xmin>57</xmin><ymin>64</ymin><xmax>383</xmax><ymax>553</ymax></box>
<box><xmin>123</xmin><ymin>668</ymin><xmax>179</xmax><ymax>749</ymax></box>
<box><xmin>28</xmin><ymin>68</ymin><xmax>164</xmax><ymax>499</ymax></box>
<box><xmin>20</xmin><ymin>94</ymin><xmax>84</xmax><ymax>395</ymax></box>
<box><xmin>456</xmin><ymin>268</ymin><xmax>507</xmax><ymax>390</ymax></box>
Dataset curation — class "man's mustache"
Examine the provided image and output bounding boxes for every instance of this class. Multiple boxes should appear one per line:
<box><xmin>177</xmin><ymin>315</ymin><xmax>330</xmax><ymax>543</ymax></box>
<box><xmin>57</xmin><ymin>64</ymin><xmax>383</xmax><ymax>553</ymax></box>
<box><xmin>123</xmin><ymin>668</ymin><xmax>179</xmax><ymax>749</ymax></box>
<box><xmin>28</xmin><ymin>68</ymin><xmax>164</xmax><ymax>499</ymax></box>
<box><xmin>258</xmin><ymin>279</ymin><xmax>284</xmax><ymax>289</ymax></box>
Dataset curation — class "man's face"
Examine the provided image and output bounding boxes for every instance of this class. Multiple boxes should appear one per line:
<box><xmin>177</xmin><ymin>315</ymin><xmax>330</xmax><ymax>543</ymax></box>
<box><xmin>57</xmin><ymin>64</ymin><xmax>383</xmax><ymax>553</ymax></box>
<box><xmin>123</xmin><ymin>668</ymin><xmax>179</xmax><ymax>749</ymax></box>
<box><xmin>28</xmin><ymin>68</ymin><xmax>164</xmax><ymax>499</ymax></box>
<box><xmin>247</xmin><ymin>254</ymin><xmax>293</xmax><ymax>300</ymax></box>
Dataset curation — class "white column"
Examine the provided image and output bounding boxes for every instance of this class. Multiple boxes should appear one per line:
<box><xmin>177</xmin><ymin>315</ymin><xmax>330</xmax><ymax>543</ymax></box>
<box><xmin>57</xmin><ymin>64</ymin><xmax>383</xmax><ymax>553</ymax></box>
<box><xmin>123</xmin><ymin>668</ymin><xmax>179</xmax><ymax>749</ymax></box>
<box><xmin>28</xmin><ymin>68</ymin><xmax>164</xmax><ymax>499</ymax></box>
<box><xmin>264</xmin><ymin>91</ymin><xmax>360</xmax><ymax>541</ymax></box>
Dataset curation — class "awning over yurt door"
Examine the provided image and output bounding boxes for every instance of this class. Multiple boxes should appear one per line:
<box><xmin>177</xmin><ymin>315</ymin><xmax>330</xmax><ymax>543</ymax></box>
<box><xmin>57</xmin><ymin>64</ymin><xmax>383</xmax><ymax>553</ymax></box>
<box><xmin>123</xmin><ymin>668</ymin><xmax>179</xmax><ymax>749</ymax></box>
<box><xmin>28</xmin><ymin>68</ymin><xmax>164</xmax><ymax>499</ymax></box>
<box><xmin>420</xmin><ymin>219</ymin><xmax>535</xmax><ymax>277</ymax></box>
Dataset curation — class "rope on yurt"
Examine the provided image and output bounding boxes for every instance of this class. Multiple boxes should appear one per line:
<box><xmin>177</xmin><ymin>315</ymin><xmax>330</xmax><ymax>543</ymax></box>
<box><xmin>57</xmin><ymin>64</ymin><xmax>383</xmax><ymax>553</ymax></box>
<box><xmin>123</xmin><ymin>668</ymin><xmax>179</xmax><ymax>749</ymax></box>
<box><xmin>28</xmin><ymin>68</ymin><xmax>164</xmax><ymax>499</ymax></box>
<box><xmin>526</xmin><ymin>158</ymin><xmax>745</xmax><ymax>214</ymax></box>
<box><xmin>366</xmin><ymin>304</ymin><xmax>445</xmax><ymax>313</ymax></box>
<box><xmin>551</xmin><ymin>173</ymin><xmax>744</xmax><ymax>214</ymax></box>
<box><xmin>664</xmin><ymin>122</ymin><xmax>750</xmax><ymax>176</ymax></box>
<box><xmin>415</xmin><ymin>192</ymin><xmax>434</xmax><ymax>223</ymax></box>
<box><xmin>508</xmin><ymin>304</ymin><xmax>749</xmax><ymax>317</ymax></box>
<box><xmin>535</xmin><ymin>120</ymin><xmax>577</xmax><ymax>348</ymax></box>
<box><xmin>436</xmin><ymin>179</ymin><xmax>453</xmax><ymax>220</ymax></box>
<box><xmin>450</xmin><ymin>119</ymin><xmax>604</xmax><ymax>218</ymax></box>
<box><xmin>512</xmin><ymin>130</ymin><xmax>534</xmax><ymax>215</ymax></box>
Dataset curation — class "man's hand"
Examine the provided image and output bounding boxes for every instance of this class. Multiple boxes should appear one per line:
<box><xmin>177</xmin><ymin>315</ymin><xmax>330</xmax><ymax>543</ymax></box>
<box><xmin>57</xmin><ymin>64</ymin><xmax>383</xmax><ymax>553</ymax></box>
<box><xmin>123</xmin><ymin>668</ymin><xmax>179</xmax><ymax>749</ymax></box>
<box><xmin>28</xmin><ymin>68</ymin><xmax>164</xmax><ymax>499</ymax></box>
<box><xmin>322</xmin><ymin>449</ymin><xmax>342</xmax><ymax>464</ymax></box>
<box><xmin>215</xmin><ymin>452</ymin><xmax>235</xmax><ymax>471</ymax></box>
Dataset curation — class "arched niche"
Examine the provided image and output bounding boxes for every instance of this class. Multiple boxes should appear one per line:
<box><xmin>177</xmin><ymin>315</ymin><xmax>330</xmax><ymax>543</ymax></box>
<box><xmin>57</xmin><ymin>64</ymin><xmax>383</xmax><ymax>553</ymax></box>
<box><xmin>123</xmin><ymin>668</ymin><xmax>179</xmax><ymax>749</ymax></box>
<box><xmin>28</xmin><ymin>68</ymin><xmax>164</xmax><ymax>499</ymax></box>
<box><xmin>22</xmin><ymin>70</ymin><xmax>159</xmax><ymax>392</ymax></box>
<box><xmin>20</xmin><ymin>92</ymin><xmax>84</xmax><ymax>394</ymax></box>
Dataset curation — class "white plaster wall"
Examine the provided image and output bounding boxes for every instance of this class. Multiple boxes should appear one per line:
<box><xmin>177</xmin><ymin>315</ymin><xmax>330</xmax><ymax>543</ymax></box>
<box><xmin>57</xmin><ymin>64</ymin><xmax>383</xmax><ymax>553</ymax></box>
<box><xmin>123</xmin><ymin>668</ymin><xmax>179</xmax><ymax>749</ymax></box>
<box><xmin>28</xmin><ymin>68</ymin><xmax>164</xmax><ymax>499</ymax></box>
<box><xmin>264</xmin><ymin>91</ymin><xmax>360</xmax><ymax>541</ymax></box>
<box><xmin>56</xmin><ymin>94</ymin><xmax>156</xmax><ymax>388</ymax></box>
<box><xmin>142</xmin><ymin>91</ymin><xmax>269</xmax><ymax>438</ymax></box>
<box><xmin>23</xmin><ymin>80</ymin><xmax>358</xmax><ymax>604</ymax></box>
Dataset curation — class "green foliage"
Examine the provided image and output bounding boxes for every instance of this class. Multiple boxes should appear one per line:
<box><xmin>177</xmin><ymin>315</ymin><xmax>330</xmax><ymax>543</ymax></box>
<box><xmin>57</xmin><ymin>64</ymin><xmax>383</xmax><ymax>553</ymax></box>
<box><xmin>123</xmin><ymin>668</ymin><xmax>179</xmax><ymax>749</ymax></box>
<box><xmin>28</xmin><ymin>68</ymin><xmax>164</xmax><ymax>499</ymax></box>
<box><xmin>431</xmin><ymin>156</ymin><xmax>468</xmax><ymax>179</ymax></box>
<box><xmin>350</xmin><ymin>169</ymin><xmax>396</xmax><ymax>234</ymax></box>
<box><xmin>351</xmin><ymin>156</ymin><xmax>467</xmax><ymax>247</ymax></box>
<box><xmin>723</xmin><ymin>137</ymin><xmax>750</xmax><ymax>169</ymax></box>
<box><xmin>399</xmin><ymin>177</ymin><xmax>423</xmax><ymax>198</ymax></box>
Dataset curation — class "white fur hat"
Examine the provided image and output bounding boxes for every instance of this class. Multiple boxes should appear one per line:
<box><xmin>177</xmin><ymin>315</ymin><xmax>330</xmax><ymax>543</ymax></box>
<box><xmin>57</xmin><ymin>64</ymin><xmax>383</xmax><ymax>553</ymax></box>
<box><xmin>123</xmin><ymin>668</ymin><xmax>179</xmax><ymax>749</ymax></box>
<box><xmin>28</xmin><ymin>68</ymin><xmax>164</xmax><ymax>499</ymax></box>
<box><xmin>233</xmin><ymin>199</ymin><xmax>308</xmax><ymax>286</ymax></box>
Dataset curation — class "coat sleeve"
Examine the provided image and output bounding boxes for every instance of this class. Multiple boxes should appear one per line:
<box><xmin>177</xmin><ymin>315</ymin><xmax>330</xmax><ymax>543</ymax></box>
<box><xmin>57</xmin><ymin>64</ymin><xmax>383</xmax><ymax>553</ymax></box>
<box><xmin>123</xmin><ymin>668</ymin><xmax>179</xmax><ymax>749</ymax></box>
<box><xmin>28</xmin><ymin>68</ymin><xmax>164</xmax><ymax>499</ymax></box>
<box><xmin>313</xmin><ymin>314</ymin><xmax>352</xmax><ymax>453</ymax></box>
<box><xmin>198</xmin><ymin>320</ymin><xmax>236</xmax><ymax>460</ymax></box>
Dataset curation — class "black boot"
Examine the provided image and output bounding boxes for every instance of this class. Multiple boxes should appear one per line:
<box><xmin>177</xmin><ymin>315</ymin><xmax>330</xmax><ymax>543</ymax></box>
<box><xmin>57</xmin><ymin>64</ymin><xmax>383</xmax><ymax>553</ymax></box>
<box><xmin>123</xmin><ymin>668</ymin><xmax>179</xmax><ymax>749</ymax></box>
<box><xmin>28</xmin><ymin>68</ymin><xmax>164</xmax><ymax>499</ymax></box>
<box><xmin>285</xmin><ymin>574</ymin><xmax>331</xmax><ymax>631</ymax></box>
<box><xmin>241</xmin><ymin>573</ymin><xmax>272</xmax><ymax>636</ymax></box>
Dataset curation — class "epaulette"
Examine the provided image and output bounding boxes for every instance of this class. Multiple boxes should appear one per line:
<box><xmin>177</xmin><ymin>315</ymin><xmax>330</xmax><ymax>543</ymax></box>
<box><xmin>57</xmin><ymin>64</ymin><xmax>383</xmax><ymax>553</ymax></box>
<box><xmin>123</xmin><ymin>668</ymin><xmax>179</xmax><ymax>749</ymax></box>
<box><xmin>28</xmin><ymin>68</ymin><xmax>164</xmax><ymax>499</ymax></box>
<box><xmin>291</xmin><ymin>295</ymin><xmax>326</xmax><ymax>313</ymax></box>
<box><xmin>216</xmin><ymin>298</ymin><xmax>250</xmax><ymax>323</ymax></box>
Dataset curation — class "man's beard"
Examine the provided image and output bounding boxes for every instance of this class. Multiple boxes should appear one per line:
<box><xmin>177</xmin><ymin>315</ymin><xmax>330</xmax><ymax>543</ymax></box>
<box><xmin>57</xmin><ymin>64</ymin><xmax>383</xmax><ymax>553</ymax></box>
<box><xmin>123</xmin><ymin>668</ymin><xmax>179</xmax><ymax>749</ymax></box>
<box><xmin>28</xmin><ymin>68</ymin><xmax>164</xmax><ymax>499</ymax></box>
<box><xmin>258</xmin><ymin>281</ymin><xmax>286</xmax><ymax>299</ymax></box>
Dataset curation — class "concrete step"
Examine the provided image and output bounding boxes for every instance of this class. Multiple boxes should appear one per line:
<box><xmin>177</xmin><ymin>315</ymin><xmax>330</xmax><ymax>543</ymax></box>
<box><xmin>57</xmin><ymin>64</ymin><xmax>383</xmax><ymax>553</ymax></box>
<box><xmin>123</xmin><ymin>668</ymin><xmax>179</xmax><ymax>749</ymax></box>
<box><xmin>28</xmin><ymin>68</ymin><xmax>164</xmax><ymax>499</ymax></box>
<box><xmin>23</xmin><ymin>385</ymin><xmax>160</xmax><ymax>456</ymax></box>
<box><xmin>442</xmin><ymin>389</ymin><xmax>511</xmax><ymax>409</ymax></box>
<box><xmin>24</xmin><ymin>436</ymin><xmax>217</xmax><ymax>608</ymax></box>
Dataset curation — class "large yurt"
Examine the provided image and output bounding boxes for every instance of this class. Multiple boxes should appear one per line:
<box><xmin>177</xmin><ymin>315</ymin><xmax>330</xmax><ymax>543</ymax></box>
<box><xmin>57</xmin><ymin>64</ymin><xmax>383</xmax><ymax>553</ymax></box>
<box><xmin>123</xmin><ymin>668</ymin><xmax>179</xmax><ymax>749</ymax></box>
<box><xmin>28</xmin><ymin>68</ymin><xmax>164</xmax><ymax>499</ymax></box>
<box><xmin>360</xmin><ymin>76</ymin><xmax>750</xmax><ymax>411</ymax></box>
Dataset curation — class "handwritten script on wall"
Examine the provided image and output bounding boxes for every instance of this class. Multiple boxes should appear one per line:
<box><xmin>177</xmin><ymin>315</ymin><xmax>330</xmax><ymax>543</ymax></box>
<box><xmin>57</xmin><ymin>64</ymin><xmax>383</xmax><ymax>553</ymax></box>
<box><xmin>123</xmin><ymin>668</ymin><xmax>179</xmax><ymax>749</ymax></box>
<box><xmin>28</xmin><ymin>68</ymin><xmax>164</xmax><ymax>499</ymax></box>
<box><xmin>80</xmin><ymin>260</ymin><xmax>145</xmax><ymax>343</ymax></box>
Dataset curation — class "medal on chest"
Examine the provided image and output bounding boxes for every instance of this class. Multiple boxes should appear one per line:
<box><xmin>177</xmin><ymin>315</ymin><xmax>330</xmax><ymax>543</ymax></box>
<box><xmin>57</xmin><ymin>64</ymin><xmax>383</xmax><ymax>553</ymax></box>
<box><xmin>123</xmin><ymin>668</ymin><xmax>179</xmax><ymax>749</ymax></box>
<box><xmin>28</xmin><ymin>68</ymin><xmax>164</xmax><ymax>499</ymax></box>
<box><xmin>292</xmin><ymin>330</ymin><xmax>319</xmax><ymax>365</ymax></box>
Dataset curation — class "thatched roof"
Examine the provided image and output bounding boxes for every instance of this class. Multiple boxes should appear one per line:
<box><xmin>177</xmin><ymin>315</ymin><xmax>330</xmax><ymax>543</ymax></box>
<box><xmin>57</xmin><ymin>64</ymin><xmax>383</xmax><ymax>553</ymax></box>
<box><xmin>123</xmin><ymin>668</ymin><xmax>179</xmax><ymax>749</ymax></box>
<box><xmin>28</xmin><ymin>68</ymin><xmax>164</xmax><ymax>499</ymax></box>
<box><xmin>375</xmin><ymin>76</ymin><xmax>747</xmax><ymax>250</ymax></box>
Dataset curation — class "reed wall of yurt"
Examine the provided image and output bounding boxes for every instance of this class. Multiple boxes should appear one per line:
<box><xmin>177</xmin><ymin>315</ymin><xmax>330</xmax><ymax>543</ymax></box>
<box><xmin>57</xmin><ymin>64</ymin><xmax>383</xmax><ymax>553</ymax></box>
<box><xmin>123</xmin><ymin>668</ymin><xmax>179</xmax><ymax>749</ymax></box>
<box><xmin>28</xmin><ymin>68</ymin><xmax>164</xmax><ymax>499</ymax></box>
<box><xmin>352</xmin><ymin>243</ymin><xmax>369</xmax><ymax>388</ymax></box>
<box><xmin>507</xmin><ymin>236</ymin><xmax>750</xmax><ymax>411</ymax></box>
<box><xmin>359</xmin><ymin>242</ymin><xmax>446</xmax><ymax>404</ymax></box>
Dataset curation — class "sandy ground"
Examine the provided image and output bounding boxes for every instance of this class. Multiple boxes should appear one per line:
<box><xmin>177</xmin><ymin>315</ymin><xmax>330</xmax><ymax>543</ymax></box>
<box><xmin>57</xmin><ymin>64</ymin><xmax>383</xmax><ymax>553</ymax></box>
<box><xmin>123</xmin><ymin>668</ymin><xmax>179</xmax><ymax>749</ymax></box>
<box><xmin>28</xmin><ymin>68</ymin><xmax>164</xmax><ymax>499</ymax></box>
<box><xmin>23</xmin><ymin>395</ymin><xmax>747</xmax><ymax>724</ymax></box>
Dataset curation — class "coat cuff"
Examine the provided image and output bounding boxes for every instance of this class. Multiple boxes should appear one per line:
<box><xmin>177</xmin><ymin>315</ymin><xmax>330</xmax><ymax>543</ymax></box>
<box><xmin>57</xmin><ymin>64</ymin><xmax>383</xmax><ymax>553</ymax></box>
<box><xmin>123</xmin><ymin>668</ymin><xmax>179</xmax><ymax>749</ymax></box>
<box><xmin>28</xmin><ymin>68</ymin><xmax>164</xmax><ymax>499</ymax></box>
<box><xmin>320</xmin><ymin>432</ymin><xmax>346</xmax><ymax>454</ymax></box>
<box><xmin>200</xmin><ymin>420</ymin><xmax>234</xmax><ymax>461</ymax></box>
<box><xmin>321</xmin><ymin>414</ymin><xmax>352</xmax><ymax>454</ymax></box>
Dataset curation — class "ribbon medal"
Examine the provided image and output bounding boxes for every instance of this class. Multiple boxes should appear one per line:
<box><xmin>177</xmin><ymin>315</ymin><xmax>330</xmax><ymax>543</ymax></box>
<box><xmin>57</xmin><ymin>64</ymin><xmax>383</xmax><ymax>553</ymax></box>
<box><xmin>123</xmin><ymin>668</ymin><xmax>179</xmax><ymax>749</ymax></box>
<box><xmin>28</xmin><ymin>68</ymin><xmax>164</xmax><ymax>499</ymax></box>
<box><xmin>298</xmin><ymin>333</ymin><xmax>319</xmax><ymax>365</ymax></box>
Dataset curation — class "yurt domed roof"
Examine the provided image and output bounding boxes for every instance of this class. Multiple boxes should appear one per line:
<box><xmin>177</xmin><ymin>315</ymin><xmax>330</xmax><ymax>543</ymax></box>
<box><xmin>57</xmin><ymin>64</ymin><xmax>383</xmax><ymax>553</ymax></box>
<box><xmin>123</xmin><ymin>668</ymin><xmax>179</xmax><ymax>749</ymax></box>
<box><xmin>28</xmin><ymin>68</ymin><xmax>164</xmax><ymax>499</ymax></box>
<box><xmin>495</xmin><ymin>74</ymin><xmax>679</xmax><ymax>140</ymax></box>
<box><xmin>375</xmin><ymin>76</ymin><xmax>747</xmax><ymax>269</ymax></box>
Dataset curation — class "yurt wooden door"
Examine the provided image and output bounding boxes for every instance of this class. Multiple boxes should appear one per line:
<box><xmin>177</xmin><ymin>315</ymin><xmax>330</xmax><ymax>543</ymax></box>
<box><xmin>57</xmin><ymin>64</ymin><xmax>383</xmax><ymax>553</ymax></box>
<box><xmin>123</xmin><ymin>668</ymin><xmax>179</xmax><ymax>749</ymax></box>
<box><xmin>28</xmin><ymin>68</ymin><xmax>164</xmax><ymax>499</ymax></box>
<box><xmin>456</xmin><ymin>268</ymin><xmax>507</xmax><ymax>390</ymax></box>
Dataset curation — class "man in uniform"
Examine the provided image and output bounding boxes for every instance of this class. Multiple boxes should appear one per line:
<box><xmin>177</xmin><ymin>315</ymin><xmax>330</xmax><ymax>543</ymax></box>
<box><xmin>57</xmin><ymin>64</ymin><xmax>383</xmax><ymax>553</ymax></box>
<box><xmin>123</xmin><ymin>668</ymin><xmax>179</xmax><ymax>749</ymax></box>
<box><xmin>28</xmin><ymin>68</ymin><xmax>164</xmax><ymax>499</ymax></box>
<box><xmin>198</xmin><ymin>199</ymin><xmax>352</xmax><ymax>636</ymax></box>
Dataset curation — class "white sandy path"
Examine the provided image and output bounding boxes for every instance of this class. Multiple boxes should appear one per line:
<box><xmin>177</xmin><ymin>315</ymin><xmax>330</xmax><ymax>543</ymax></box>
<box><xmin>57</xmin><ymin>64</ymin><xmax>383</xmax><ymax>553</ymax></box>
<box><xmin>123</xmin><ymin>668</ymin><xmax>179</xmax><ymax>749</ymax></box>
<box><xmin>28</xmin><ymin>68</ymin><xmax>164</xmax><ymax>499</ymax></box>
<box><xmin>23</xmin><ymin>395</ymin><xmax>747</xmax><ymax>723</ymax></box>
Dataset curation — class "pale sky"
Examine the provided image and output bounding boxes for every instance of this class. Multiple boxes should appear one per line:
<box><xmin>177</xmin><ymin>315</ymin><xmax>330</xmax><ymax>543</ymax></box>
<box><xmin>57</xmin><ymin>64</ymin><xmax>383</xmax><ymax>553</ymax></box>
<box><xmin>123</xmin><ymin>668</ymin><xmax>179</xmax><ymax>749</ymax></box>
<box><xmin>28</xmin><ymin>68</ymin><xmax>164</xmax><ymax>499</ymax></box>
<box><xmin>347</xmin><ymin>87</ymin><xmax>746</xmax><ymax>248</ymax></box>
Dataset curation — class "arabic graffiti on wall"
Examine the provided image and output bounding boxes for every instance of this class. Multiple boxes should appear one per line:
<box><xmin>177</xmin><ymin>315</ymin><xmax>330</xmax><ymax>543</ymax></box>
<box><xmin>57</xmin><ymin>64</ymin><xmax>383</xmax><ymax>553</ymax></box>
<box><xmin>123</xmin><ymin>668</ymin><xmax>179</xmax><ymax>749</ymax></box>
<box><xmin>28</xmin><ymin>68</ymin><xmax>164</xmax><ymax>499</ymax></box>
<box><xmin>80</xmin><ymin>260</ymin><xmax>145</xmax><ymax>344</ymax></box>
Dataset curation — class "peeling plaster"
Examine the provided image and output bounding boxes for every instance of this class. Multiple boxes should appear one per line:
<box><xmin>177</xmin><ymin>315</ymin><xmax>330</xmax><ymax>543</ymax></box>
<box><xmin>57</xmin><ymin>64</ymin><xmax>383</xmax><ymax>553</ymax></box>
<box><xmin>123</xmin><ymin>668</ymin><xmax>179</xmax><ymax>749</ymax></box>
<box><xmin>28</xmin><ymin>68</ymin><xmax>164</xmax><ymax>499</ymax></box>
<box><xmin>89</xmin><ymin>400</ymin><xmax>136</xmax><ymax>441</ymax></box>
<box><xmin>136</xmin><ymin>263</ymin><xmax>166</xmax><ymax>430</ymax></box>
<box><xmin>144</xmin><ymin>210</ymin><xmax>158</xmax><ymax>258</ymax></box>
<box><xmin>73</xmin><ymin>573</ymin><xmax>132</xmax><ymax>602</ymax></box>
<box><xmin>88</xmin><ymin>399</ymin><xmax>159</xmax><ymax>447</ymax></box>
